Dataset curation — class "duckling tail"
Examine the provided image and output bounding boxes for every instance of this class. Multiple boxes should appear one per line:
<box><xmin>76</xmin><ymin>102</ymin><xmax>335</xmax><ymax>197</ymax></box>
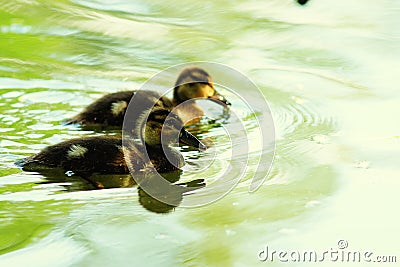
<box><xmin>14</xmin><ymin>157</ymin><xmax>50</xmax><ymax>172</ymax></box>
<box><xmin>14</xmin><ymin>157</ymin><xmax>28</xmax><ymax>168</ymax></box>
<box><xmin>14</xmin><ymin>157</ymin><xmax>36</xmax><ymax>170</ymax></box>
<box><xmin>63</xmin><ymin>116</ymin><xmax>81</xmax><ymax>126</ymax></box>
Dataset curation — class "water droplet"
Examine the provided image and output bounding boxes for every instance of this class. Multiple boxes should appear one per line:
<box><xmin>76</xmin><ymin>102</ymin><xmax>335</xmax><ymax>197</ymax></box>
<box><xmin>225</xmin><ymin>229</ymin><xmax>236</xmax><ymax>236</ymax></box>
<box><xmin>353</xmin><ymin>161</ymin><xmax>370</xmax><ymax>169</ymax></box>
<box><xmin>305</xmin><ymin>200</ymin><xmax>320</xmax><ymax>208</ymax></box>
<box><xmin>65</xmin><ymin>170</ymin><xmax>75</xmax><ymax>177</ymax></box>
<box><xmin>311</xmin><ymin>134</ymin><xmax>329</xmax><ymax>144</ymax></box>
<box><xmin>291</xmin><ymin>96</ymin><xmax>305</xmax><ymax>104</ymax></box>
<box><xmin>155</xmin><ymin>233</ymin><xmax>168</xmax><ymax>240</ymax></box>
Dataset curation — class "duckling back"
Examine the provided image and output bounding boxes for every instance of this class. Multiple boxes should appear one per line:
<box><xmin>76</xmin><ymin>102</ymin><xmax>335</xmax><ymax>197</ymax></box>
<box><xmin>16</xmin><ymin>136</ymin><xmax>129</xmax><ymax>176</ymax></box>
<box><xmin>15</xmin><ymin>136</ymin><xmax>185</xmax><ymax>178</ymax></box>
<box><xmin>67</xmin><ymin>90</ymin><xmax>173</xmax><ymax>127</ymax></box>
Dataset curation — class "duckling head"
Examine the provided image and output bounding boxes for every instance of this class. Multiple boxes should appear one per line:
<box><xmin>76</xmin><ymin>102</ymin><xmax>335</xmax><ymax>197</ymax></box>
<box><xmin>173</xmin><ymin>67</ymin><xmax>231</xmax><ymax>107</ymax></box>
<box><xmin>142</xmin><ymin>108</ymin><xmax>206</xmax><ymax>151</ymax></box>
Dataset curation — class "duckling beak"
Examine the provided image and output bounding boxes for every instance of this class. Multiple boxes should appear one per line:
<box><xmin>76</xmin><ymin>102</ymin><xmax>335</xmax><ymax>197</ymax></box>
<box><xmin>208</xmin><ymin>91</ymin><xmax>231</xmax><ymax>107</ymax></box>
<box><xmin>179</xmin><ymin>129</ymin><xmax>207</xmax><ymax>151</ymax></box>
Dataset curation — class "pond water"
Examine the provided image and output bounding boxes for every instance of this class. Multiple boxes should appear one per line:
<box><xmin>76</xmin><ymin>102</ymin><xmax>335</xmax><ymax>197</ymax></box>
<box><xmin>0</xmin><ymin>0</ymin><xmax>399</xmax><ymax>266</ymax></box>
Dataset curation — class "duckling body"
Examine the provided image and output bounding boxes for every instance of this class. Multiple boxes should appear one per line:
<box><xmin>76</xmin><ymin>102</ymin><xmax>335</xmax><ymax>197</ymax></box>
<box><xmin>17</xmin><ymin>108</ymin><xmax>206</xmax><ymax>186</ymax></box>
<box><xmin>66</xmin><ymin>67</ymin><xmax>229</xmax><ymax>127</ymax></box>
<box><xmin>16</xmin><ymin>136</ymin><xmax>128</xmax><ymax>176</ymax></box>
<box><xmin>16</xmin><ymin>136</ymin><xmax>184</xmax><ymax>176</ymax></box>
<box><xmin>67</xmin><ymin>90</ymin><xmax>172</xmax><ymax>127</ymax></box>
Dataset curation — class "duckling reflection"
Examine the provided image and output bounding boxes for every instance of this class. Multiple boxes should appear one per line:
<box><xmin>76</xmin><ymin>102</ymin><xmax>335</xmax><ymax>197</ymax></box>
<box><xmin>138</xmin><ymin>175</ymin><xmax>205</xmax><ymax>214</ymax></box>
<box><xmin>66</xmin><ymin>67</ymin><xmax>230</xmax><ymax>129</ymax></box>
<box><xmin>29</xmin><ymin>168</ymin><xmax>181</xmax><ymax>191</ymax></box>
<box><xmin>31</xmin><ymin>169</ymin><xmax>204</xmax><ymax>214</ymax></box>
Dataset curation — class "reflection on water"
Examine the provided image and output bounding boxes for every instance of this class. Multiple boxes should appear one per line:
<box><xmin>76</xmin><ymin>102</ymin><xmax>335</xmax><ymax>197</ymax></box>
<box><xmin>34</xmin><ymin>169</ymin><xmax>205</xmax><ymax>214</ymax></box>
<box><xmin>1</xmin><ymin>0</ymin><xmax>399</xmax><ymax>266</ymax></box>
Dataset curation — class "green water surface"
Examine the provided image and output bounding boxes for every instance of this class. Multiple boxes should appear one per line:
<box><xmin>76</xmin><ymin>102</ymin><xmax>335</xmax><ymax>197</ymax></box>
<box><xmin>0</xmin><ymin>0</ymin><xmax>399</xmax><ymax>266</ymax></box>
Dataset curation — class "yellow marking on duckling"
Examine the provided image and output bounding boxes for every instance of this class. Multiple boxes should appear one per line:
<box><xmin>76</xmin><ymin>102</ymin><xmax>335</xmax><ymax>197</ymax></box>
<box><xmin>67</xmin><ymin>144</ymin><xmax>88</xmax><ymax>159</ymax></box>
<box><xmin>111</xmin><ymin>101</ymin><xmax>128</xmax><ymax>116</ymax></box>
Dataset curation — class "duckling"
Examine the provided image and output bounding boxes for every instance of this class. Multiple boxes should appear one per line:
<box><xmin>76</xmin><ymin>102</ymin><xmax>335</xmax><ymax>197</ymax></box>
<box><xmin>16</xmin><ymin>108</ymin><xmax>206</xmax><ymax>187</ymax></box>
<box><xmin>66</xmin><ymin>67</ymin><xmax>230</xmax><ymax>127</ymax></box>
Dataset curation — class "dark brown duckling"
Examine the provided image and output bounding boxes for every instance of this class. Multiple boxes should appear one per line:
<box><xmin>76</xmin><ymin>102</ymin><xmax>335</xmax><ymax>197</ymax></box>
<box><xmin>16</xmin><ymin>108</ymin><xmax>206</xmax><ymax>187</ymax></box>
<box><xmin>66</xmin><ymin>67</ymin><xmax>230</xmax><ymax>128</ymax></box>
